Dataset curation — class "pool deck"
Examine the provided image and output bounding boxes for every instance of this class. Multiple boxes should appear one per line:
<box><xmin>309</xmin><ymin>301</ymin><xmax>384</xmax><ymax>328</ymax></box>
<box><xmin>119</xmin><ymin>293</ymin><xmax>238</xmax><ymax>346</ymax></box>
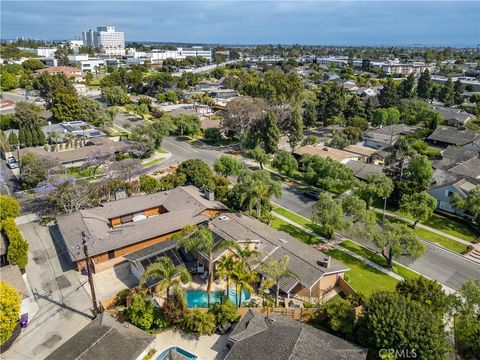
<box><xmin>153</xmin><ymin>329</ymin><xmax>230</xmax><ymax>360</ymax></box>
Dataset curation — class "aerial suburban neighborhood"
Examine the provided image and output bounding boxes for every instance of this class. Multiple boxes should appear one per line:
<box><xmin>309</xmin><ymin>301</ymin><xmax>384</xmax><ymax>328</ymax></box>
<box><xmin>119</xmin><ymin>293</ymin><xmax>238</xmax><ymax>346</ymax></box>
<box><xmin>0</xmin><ymin>1</ymin><xmax>479</xmax><ymax>360</ymax></box>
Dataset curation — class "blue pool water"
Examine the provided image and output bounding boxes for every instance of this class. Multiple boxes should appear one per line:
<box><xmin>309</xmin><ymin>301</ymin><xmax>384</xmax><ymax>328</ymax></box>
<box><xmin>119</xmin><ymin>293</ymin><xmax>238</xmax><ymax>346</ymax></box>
<box><xmin>186</xmin><ymin>288</ymin><xmax>251</xmax><ymax>308</ymax></box>
<box><xmin>156</xmin><ymin>347</ymin><xmax>197</xmax><ymax>360</ymax></box>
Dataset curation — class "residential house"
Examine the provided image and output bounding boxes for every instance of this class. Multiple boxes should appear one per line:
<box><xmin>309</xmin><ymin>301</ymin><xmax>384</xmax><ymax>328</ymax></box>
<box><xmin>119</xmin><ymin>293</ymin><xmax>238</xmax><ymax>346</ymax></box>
<box><xmin>56</xmin><ymin>186</ymin><xmax>228</xmax><ymax>272</ymax></box>
<box><xmin>14</xmin><ymin>137</ymin><xmax>130</xmax><ymax>168</ymax></box>
<box><xmin>126</xmin><ymin>212</ymin><xmax>349</xmax><ymax>303</ymax></box>
<box><xmin>225</xmin><ymin>310</ymin><xmax>367</xmax><ymax>360</ymax></box>
<box><xmin>428</xmin><ymin>178</ymin><xmax>479</xmax><ymax>218</ymax></box>
<box><xmin>293</xmin><ymin>145</ymin><xmax>361</xmax><ymax>164</ymax></box>
<box><xmin>363</xmin><ymin>124</ymin><xmax>416</xmax><ymax>149</ymax></box>
<box><xmin>209</xmin><ymin>213</ymin><xmax>349</xmax><ymax>301</ymax></box>
<box><xmin>42</xmin><ymin>120</ymin><xmax>106</xmax><ymax>142</ymax></box>
<box><xmin>44</xmin><ymin>314</ymin><xmax>155</xmax><ymax>360</ymax></box>
<box><xmin>2</xmin><ymin>265</ymin><xmax>39</xmax><ymax>325</ymax></box>
<box><xmin>344</xmin><ymin>160</ymin><xmax>384</xmax><ymax>181</ymax></box>
<box><xmin>427</xmin><ymin>126</ymin><xmax>480</xmax><ymax>148</ymax></box>
<box><xmin>433</xmin><ymin>146</ymin><xmax>478</xmax><ymax>170</ymax></box>
<box><xmin>35</xmin><ymin>66</ymin><xmax>83</xmax><ymax>79</ymax></box>
<box><xmin>343</xmin><ymin>144</ymin><xmax>382</xmax><ymax>163</ymax></box>
<box><xmin>431</xmin><ymin>106</ymin><xmax>473</xmax><ymax>128</ymax></box>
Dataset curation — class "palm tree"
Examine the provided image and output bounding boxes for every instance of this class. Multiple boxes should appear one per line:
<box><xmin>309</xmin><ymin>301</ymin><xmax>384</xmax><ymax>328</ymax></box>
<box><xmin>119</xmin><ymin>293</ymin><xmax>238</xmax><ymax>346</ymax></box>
<box><xmin>141</xmin><ymin>256</ymin><xmax>191</xmax><ymax>298</ymax></box>
<box><xmin>177</xmin><ymin>226</ymin><xmax>233</xmax><ymax>308</ymax></box>
<box><xmin>231</xmin><ymin>262</ymin><xmax>258</xmax><ymax>307</ymax></box>
<box><xmin>259</xmin><ymin>255</ymin><xmax>299</xmax><ymax>307</ymax></box>
<box><xmin>216</xmin><ymin>254</ymin><xmax>235</xmax><ymax>296</ymax></box>
<box><xmin>238</xmin><ymin>172</ymin><xmax>281</xmax><ymax>218</ymax></box>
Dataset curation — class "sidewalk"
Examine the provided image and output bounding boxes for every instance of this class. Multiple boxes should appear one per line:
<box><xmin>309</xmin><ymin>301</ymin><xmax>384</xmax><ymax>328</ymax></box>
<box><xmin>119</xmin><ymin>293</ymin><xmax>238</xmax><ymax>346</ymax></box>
<box><xmin>372</xmin><ymin>208</ymin><xmax>474</xmax><ymax>247</ymax></box>
<box><xmin>272</xmin><ymin>211</ymin><xmax>457</xmax><ymax>294</ymax></box>
<box><xmin>272</xmin><ymin>212</ymin><xmax>404</xmax><ymax>281</ymax></box>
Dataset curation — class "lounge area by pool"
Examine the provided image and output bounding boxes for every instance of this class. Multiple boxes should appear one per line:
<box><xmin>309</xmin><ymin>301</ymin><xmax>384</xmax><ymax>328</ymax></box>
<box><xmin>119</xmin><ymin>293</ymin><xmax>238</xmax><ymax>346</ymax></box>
<box><xmin>186</xmin><ymin>288</ymin><xmax>251</xmax><ymax>308</ymax></box>
<box><xmin>156</xmin><ymin>347</ymin><xmax>197</xmax><ymax>360</ymax></box>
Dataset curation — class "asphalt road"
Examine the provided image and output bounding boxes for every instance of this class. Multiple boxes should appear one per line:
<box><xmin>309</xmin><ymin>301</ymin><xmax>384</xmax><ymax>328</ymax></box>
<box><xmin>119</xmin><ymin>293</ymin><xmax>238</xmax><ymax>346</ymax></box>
<box><xmin>157</xmin><ymin>137</ymin><xmax>479</xmax><ymax>291</ymax></box>
<box><xmin>5</xmin><ymin>220</ymin><xmax>92</xmax><ymax>360</ymax></box>
<box><xmin>0</xmin><ymin>160</ymin><xmax>19</xmax><ymax>195</ymax></box>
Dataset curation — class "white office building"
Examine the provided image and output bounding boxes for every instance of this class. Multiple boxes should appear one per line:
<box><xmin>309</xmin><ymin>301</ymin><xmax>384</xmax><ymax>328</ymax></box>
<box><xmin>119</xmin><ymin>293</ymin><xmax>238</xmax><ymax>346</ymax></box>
<box><xmin>82</xmin><ymin>26</ymin><xmax>125</xmax><ymax>56</ymax></box>
<box><xmin>69</xmin><ymin>40</ymin><xmax>84</xmax><ymax>53</ymax></box>
<box><xmin>20</xmin><ymin>47</ymin><xmax>57</xmax><ymax>58</ymax></box>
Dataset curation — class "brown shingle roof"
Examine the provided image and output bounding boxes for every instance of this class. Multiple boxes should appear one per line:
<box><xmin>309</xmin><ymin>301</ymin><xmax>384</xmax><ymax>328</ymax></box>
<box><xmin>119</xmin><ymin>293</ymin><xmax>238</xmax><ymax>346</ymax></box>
<box><xmin>293</xmin><ymin>145</ymin><xmax>360</xmax><ymax>162</ymax></box>
<box><xmin>2</xmin><ymin>265</ymin><xmax>29</xmax><ymax>299</ymax></box>
<box><xmin>56</xmin><ymin>186</ymin><xmax>227</xmax><ymax>261</ymax></box>
<box><xmin>18</xmin><ymin>138</ymin><xmax>131</xmax><ymax>164</ymax></box>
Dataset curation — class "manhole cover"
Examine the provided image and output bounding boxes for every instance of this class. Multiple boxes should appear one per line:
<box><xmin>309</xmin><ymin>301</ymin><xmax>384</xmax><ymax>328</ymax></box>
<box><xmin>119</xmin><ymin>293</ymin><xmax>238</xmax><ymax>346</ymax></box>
<box><xmin>55</xmin><ymin>275</ymin><xmax>71</xmax><ymax>290</ymax></box>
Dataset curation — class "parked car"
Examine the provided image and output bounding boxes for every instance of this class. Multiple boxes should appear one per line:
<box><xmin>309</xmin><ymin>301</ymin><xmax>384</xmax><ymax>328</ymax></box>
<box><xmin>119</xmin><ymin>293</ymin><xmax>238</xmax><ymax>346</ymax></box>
<box><xmin>6</xmin><ymin>157</ymin><xmax>19</xmax><ymax>169</ymax></box>
<box><xmin>302</xmin><ymin>190</ymin><xmax>321</xmax><ymax>200</ymax></box>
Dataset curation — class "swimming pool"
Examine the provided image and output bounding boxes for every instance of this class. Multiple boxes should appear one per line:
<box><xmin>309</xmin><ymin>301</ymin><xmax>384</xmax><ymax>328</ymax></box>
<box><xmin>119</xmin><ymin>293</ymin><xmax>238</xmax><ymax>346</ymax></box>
<box><xmin>156</xmin><ymin>347</ymin><xmax>197</xmax><ymax>360</ymax></box>
<box><xmin>186</xmin><ymin>288</ymin><xmax>251</xmax><ymax>308</ymax></box>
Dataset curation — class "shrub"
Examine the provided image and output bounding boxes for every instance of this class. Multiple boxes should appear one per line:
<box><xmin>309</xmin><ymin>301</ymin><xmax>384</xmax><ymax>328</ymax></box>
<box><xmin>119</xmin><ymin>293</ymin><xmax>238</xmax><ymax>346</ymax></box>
<box><xmin>140</xmin><ymin>175</ymin><xmax>159</xmax><ymax>194</ymax></box>
<box><xmin>209</xmin><ymin>298</ymin><xmax>240</xmax><ymax>326</ymax></box>
<box><xmin>182</xmin><ymin>308</ymin><xmax>216</xmax><ymax>335</ymax></box>
<box><xmin>0</xmin><ymin>195</ymin><xmax>20</xmax><ymax>221</ymax></box>
<box><xmin>0</xmin><ymin>282</ymin><xmax>20</xmax><ymax>344</ymax></box>
<box><xmin>124</xmin><ymin>292</ymin><xmax>154</xmax><ymax>330</ymax></box>
<box><xmin>2</xmin><ymin>218</ymin><xmax>28</xmax><ymax>270</ymax></box>
<box><xmin>204</xmin><ymin>128</ymin><xmax>222</xmax><ymax>143</ymax></box>
<box><xmin>162</xmin><ymin>290</ymin><xmax>187</xmax><ymax>325</ymax></box>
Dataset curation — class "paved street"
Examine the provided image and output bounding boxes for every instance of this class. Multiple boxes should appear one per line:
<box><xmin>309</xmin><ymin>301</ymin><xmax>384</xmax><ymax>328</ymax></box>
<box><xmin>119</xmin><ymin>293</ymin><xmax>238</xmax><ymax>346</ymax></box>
<box><xmin>5</xmin><ymin>220</ymin><xmax>93</xmax><ymax>360</ymax></box>
<box><xmin>0</xmin><ymin>160</ymin><xmax>20</xmax><ymax>195</ymax></box>
<box><xmin>155</xmin><ymin>137</ymin><xmax>480</xmax><ymax>291</ymax></box>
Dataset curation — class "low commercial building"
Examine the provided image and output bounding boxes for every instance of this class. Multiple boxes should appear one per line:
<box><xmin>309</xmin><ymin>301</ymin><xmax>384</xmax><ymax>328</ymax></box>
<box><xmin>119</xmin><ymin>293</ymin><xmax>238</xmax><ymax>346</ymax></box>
<box><xmin>45</xmin><ymin>314</ymin><xmax>155</xmax><ymax>360</ymax></box>
<box><xmin>56</xmin><ymin>186</ymin><xmax>228</xmax><ymax>272</ymax></box>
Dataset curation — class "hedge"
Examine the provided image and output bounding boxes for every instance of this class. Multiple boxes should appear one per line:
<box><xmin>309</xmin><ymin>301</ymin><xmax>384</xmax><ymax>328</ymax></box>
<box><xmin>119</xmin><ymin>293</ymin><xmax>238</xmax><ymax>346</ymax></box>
<box><xmin>2</xmin><ymin>219</ymin><xmax>28</xmax><ymax>270</ymax></box>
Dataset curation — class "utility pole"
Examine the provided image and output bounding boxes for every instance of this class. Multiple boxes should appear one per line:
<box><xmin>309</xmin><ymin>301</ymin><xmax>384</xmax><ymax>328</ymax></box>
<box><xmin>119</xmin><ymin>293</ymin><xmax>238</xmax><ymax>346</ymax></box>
<box><xmin>81</xmin><ymin>231</ymin><xmax>100</xmax><ymax>317</ymax></box>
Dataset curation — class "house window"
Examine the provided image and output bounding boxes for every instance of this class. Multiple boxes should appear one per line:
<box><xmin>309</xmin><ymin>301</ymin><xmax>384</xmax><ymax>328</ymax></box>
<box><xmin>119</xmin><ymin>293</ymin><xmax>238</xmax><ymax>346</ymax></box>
<box><xmin>120</xmin><ymin>214</ymin><xmax>133</xmax><ymax>224</ymax></box>
<box><xmin>108</xmin><ymin>250</ymin><xmax>115</xmax><ymax>260</ymax></box>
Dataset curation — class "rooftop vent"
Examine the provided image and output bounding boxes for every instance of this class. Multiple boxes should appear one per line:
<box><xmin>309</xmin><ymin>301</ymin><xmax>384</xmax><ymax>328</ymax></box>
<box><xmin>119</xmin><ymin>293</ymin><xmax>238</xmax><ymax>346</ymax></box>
<box><xmin>322</xmin><ymin>256</ymin><xmax>332</xmax><ymax>269</ymax></box>
<box><xmin>219</xmin><ymin>215</ymin><xmax>230</xmax><ymax>221</ymax></box>
<box><xmin>204</xmin><ymin>188</ymin><xmax>214</xmax><ymax>201</ymax></box>
<box><xmin>279</xmin><ymin>238</ymin><xmax>287</xmax><ymax>244</ymax></box>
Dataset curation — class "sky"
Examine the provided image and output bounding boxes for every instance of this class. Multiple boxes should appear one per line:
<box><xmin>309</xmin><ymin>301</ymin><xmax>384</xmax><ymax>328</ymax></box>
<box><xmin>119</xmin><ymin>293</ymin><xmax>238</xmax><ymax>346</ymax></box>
<box><xmin>1</xmin><ymin>1</ymin><xmax>479</xmax><ymax>46</ymax></box>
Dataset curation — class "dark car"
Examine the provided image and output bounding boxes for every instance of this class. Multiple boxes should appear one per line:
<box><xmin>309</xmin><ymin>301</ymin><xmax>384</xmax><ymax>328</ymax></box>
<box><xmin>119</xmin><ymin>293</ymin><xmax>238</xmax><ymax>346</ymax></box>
<box><xmin>302</xmin><ymin>190</ymin><xmax>321</xmax><ymax>200</ymax></box>
<box><xmin>6</xmin><ymin>157</ymin><xmax>19</xmax><ymax>169</ymax></box>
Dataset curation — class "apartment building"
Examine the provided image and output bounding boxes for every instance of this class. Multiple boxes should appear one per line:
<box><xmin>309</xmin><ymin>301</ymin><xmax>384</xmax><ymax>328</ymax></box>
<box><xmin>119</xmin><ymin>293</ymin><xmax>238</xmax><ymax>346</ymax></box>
<box><xmin>82</xmin><ymin>26</ymin><xmax>125</xmax><ymax>55</ymax></box>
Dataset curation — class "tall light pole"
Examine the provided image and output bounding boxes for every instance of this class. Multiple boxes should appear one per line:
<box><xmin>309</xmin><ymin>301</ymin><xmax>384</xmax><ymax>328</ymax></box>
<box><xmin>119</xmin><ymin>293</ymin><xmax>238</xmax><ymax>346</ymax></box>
<box><xmin>81</xmin><ymin>231</ymin><xmax>100</xmax><ymax>317</ymax></box>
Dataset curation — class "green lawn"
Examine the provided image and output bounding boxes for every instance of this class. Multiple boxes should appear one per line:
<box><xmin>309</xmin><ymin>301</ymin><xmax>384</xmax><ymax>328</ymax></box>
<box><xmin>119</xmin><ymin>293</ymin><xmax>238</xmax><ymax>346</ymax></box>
<box><xmin>270</xmin><ymin>217</ymin><xmax>321</xmax><ymax>245</ymax></box>
<box><xmin>269</xmin><ymin>217</ymin><xmax>398</xmax><ymax>296</ymax></box>
<box><xmin>142</xmin><ymin>157</ymin><xmax>166</xmax><ymax>168</ymax></box>
<box><xmin>273</xmin><ymin>207</ymin><xmax>327</xmax><ymax>237</ymax></box>
<box><xmin>372</xmin><ymin>197</ymin><xmax>478</xmax><ymax>243</ymax></box>
<box><xmin>339</xmin><ymin>240</ymin><xmax>420</xmax><ymax>281</ymax></box>
<box><xmin>377</xmin><ymin>214</ymin><xmax>469</xmax><ymax>254</ymax></box>
<box><xmin>325</xmin><ymin>249</ymin><xmax>398</xmax><ymax>297</ymax></box>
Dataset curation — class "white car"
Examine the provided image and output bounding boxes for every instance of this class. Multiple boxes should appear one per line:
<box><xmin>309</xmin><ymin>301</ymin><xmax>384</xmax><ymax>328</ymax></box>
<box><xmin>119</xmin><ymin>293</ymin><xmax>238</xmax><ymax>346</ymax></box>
<box><xmin>6</xmin><ymin>157</ymin><xmax>19</xmax><ymax>169</ymax></box>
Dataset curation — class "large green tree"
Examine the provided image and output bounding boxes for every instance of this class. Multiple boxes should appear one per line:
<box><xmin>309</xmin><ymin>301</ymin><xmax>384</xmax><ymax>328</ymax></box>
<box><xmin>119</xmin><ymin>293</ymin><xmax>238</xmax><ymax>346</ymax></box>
<box><xmin>261</xmin><ymin>110</ymin><xmax>280</xmax><ymax>154</ymax></box>
<box><xmin>214</xmin><ymin>155</ymin><xmax>244</xmax><ymax>177</ymax></box>
<box><xmin>417</xmin><ymin>69</ymin><xmax>433</xmax><ymax>100</ymax></box>
<box><xmin>373</xmin><ymin>221</ymin><xmax>426</xmax><ymax>268</ymax></box>
<box><xmin>286</xmin><ymin>108</ymin><xmax>304</xmax><ymax>151</ymax></box>
<box><xmin>312</xmin><ymin>192</ymin><xmax>345</xmax><ymax>239</ymax></box>
<box><xmin>357</xmin><ymin>291</ymin><xmax>450</xmax><ymax>359</ymax></box>
<box><xmin>272</xmin><ymin>150</ymin><xmax>298</xmax><ymax>177</ymax></box>
<box><xmin>400</xmin><ymin>192</ymin><xmax>437</xmax><ymax>228</ymax></box>
<box><xmin>176</xmin><ymin>159</ymin><xmax>214</xmax><ymax>191</ymax></box>
<box><xmin>451</xmin><ymin>185</ymin><xmax>480</xmax><ymax>228</ymax></box>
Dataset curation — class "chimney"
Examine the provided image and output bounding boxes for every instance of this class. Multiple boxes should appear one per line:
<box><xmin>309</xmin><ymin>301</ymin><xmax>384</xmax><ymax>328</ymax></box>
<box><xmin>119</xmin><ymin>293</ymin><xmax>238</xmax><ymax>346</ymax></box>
<box><xmin>323</xmin><ymin>256</ymin><xmax>331</xmax><ymax>269</ymax></box>
<box><xmin>204</xmin><ymin>188</ymin><xmax>214</xmax><ymax>201</ymax></box>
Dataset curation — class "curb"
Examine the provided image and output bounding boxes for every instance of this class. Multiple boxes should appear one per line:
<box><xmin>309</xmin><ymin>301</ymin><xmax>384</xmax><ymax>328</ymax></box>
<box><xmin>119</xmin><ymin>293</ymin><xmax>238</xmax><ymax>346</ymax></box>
<box><xmin>421</xmin><ymin>239</ymin><xmax>480</xmax><ymax>265</ymax></box>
